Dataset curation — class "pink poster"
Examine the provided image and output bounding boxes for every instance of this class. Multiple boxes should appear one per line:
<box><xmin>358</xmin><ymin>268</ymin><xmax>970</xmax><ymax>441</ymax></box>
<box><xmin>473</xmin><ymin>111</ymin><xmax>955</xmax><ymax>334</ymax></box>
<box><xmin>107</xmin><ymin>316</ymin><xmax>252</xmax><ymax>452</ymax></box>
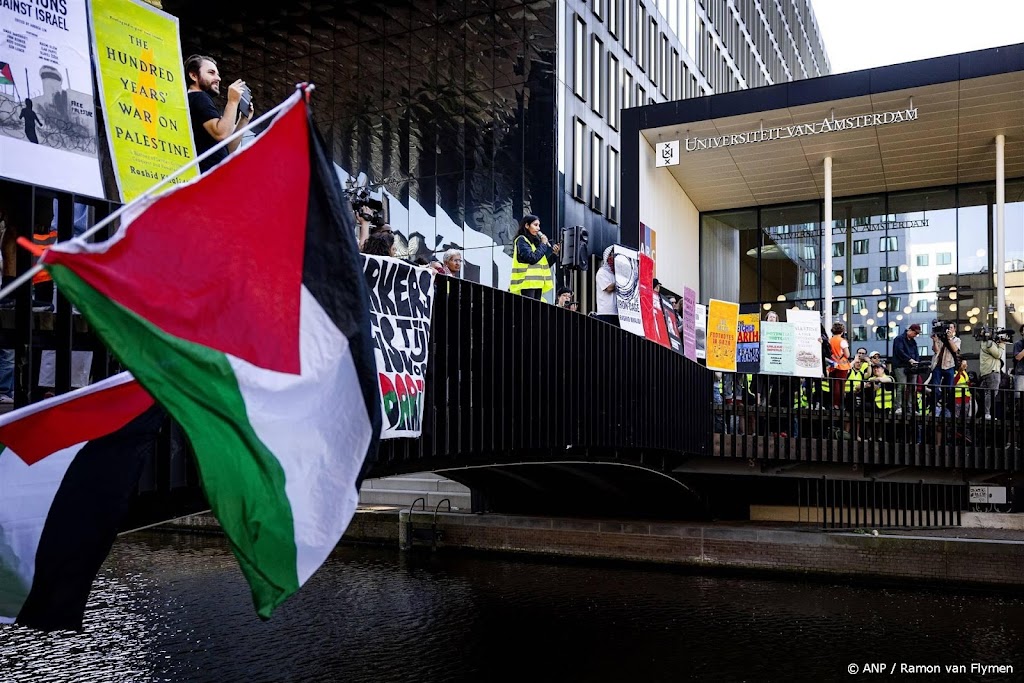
<box><xmin>683</xmin><ymin>286</ymin><xmax>697</xmax><ymax>361</ymax></box>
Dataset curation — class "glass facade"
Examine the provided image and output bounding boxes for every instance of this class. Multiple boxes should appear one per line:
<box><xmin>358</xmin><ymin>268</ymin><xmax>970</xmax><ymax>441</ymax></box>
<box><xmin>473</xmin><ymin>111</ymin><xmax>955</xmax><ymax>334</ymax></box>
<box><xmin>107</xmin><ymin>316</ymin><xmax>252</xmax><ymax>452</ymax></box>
<box><xmin>166</xmin><ymin>0</ymin><xmax>558</xmax><ymax>290</ymax></box>
<box><xmin>701</xmin><ymin>180</ymin><xmax>1024</xmax><ymax>360</ymax></box>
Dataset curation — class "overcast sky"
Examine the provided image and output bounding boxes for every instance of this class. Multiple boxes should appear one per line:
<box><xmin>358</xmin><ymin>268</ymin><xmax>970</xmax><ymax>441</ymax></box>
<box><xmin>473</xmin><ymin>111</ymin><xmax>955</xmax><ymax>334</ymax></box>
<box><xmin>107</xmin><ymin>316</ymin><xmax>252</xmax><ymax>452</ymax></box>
<box><xmin>812</xmin><ymin>0</ymin><xmax>1024</xmax><ymax>74</ymax></box>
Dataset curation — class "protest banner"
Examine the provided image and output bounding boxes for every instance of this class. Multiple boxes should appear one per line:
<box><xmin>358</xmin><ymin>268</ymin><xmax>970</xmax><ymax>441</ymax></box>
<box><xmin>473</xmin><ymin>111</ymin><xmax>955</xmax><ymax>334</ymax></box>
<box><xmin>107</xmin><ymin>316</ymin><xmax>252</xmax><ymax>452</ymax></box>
<box><xmin>639</xmin><ymin>252</ymin><xmax>670</xmax><ymax>348</ymax></box>
<box><xmin>706</xmin><ymin>299</ymin><xmax>739</xmax><ymax>372</ymax></box>
<box><xmin>0</xmin><ymin>0</ymin><xmax>103</xmax><ymax>197</ymax></box>
<box><xmin>682</xmin><ymin>287</ymin><xmax>696</xmax><ymax>361</ymax></box>
<box><xmin>760</xmin><ymin>322</ymin><xmax>795</xmax><ymax>375</ymax></box>
<box><xmin>90</xmin><ymin>0</ymin><xmax>197</xmax><ymax>201</ymax></box>
<box><xmin>613</xmin><ymin>245</ymin><xmax>644</xmax><ymax>338</ymax></box>
<box><xmin>361</xmin><ymin>255</ymin><xmax>435</xmax><ymax>438</ymax></box>
<box><xmin>695</xmin><ymin>303</ymin><xmax>707</xmax><ymax>360</ymax></box>
<box><xmin>787</xmin><ymin>309</ymin><xmax>823</xmax><ymax>378</ymax></box>
<box><xmin>661</xmin><ymin>296</ymin><xmax>683</xmax><ymax>354</ymax></box>
<box><xmin>736</xmin><ymin>308</ymin><xmax>761</xmax><ymax>373</ymax></box>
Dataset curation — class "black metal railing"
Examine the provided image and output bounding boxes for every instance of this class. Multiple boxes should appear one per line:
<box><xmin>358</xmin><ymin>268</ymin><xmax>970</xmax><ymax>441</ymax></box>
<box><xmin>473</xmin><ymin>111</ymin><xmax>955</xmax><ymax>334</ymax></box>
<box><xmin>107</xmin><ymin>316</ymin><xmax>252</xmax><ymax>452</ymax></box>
<box><xmin>714</xmin><ymin>373</ymin><xmax>1023</xmax><ymax>471</ymax></box>
<box><xmin>797</xmin><ymin>478</ymin><xmax>966</xmax><ymax>529</ymax></box>
<box><xmin>374</xmin><ymin>277</ymin><xmax>714</xmax><ymax>476</ymax></box>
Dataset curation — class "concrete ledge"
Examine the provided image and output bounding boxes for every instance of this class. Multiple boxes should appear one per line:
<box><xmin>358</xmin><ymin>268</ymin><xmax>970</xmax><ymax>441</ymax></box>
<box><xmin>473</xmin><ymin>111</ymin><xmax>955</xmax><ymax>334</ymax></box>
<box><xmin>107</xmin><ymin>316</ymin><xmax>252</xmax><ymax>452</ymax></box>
<box><xmin>156</xmin><ymin>510</ymin><xmax>1024</xmax><ymax>589</ymax></box>
<box><xmin>961</xmin><ymin>513</ymin><xmax>1024</xmax><ymax>530</ymax></box>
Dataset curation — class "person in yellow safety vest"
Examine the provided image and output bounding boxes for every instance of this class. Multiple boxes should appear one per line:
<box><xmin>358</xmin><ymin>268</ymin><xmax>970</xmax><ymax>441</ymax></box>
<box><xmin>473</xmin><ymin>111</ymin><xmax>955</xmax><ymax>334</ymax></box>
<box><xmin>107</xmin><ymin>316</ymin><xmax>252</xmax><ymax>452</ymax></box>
<box><xmin>509</xmin><ymin>214</ymin><xmax>558</xmax><ymax>300</ymax></box>
<box><xmin>952</xmin><ymin>359</ymin><xmax>972</xmax><ymax>417</ymax></box>
<box><xmin>868</xmin><ymin>362</ymin><xmax>895</xmax><ymax>411</ymax></box>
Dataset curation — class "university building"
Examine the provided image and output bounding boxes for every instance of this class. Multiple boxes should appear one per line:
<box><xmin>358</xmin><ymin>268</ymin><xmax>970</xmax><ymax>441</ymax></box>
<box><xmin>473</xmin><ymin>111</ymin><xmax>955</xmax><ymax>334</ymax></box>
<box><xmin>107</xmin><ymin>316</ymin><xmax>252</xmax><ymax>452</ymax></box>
<box><xmin>161</xmin><ymin>0</ymin><xmax>829</xmax><ymax>294</ymax></box>
<box><xmin>622</xmin><ymin>42</ymin><xmax>1024</xmax><ymax>362</ymax></box>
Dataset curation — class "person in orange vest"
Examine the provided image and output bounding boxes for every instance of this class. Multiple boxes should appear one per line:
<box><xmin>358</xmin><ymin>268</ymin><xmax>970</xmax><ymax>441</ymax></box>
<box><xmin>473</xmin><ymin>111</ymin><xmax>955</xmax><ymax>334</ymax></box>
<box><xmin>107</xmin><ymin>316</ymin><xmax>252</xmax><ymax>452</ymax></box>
<box><xmin>828</xmin><ymin>322</ymin><xmax>851</xmax><ymax>408</ymax></box>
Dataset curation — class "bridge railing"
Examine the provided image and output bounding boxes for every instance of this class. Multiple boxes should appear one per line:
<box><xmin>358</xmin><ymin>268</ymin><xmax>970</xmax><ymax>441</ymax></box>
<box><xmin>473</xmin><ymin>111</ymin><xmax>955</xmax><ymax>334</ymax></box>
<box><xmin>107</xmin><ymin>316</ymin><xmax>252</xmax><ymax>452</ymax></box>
<box><xmin>374</xmin><ymin>277</ymin><xmax>715</xmax><ymax>476</ymax></box>
<box><xmin>713</xmin><ymin>373</ymin><xmax>1023</xmax><ymax>471</ymax></box>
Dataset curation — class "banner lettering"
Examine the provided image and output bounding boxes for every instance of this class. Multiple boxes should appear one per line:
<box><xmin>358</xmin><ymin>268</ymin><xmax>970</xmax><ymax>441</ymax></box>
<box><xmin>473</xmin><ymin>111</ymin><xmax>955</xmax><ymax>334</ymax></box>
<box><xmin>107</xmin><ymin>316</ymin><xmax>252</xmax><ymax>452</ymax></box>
<box><xmin>362</xmin><ymin>255</ymin><xmax>435</xmax><ymax>438</ymax></box>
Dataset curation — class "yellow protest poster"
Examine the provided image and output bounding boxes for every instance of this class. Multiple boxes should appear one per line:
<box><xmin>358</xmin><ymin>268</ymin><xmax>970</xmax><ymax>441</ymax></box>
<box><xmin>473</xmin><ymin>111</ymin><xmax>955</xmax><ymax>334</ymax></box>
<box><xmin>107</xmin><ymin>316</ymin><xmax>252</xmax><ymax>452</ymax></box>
<box><xmin>90</xmin><ymin>0</ymin><xmax>196</xmax><ymax>201</ymax></box>
<box><xmin>706</xmin><ymin>299</ymin><xmax>739</xmax><ymax>373</ymax></box>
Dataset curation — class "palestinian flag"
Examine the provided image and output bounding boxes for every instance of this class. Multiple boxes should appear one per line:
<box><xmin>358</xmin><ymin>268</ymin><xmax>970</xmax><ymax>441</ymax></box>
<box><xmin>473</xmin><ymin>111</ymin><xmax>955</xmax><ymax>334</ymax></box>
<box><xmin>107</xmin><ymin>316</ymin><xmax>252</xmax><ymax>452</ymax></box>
<box><xmin>0</xmin><ymin>373</ymin><xmax>160</xmax><ymax>631</ymax></box>
<box><xmin>41</xmin><ymin>90</ymin><xmax>382</xmax><ymax>619</ymax></box>
<box><xmin>0</xmin><ymin>62</ymin><xmax>13</xmax><ymax>86</ymax></box>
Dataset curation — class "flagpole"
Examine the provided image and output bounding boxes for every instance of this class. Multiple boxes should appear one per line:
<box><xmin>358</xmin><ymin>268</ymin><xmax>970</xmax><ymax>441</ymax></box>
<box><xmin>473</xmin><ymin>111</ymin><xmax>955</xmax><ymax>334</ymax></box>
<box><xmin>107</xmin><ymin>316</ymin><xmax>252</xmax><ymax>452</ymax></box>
<box><xmin>0</xmin><ymin>86</ymin><xmax>310</xmax><ymax>303</ymax></box>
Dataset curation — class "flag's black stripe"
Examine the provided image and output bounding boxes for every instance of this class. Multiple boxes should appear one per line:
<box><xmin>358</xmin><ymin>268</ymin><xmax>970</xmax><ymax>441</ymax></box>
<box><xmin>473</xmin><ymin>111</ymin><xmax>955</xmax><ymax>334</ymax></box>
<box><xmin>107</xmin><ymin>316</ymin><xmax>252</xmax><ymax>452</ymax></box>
<box><xmin>17</xmin><ymin>406</ymin><xmax>164</xmax><ymax>632</ymax></box>
<box><xmin>301</xmin><ymin>112</ymin><xmax>382</xmax><ymax>485</ymax></box>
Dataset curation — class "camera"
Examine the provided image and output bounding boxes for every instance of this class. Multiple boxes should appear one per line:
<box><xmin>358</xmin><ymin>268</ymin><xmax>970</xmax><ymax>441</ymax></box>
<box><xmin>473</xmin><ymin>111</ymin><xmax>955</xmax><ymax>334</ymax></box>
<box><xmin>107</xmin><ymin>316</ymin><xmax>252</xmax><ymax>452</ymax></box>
<box><xmin>932</xmin><ymin>320</ymin><xmax>952</xmax><ymax>338</ymax></box>
<box><xmin>973</xmin><ymin>325</ymin><xmax>1015</xmax><ymax>344</ymax></box>
<box><xmin>343</xmin><ymin>180</ymin><xmax>387</xmax><ymax>228</ymax></box>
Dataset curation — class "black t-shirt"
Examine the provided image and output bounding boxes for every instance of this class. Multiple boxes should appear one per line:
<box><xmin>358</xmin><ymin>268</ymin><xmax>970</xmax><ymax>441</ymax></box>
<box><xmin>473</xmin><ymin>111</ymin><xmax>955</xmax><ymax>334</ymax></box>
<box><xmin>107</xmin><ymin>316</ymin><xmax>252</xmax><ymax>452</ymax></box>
<box><xmin>1014</xmin><ymin>339</ymin><xmax>1024</xmax><ymax>375</ymax></box>
<box><xmin>188</xmin><ymin>90</ymin><xmax>228</xmax><ymax>173</ymax></box>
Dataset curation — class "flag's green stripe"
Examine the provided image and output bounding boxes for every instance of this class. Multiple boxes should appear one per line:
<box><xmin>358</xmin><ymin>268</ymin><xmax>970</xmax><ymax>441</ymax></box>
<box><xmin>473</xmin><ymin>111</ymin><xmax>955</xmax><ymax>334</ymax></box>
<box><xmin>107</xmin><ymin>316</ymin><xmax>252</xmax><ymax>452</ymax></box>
<box><xmin>48</xmin><ymin>264</ymin><xmax>299</xmax><ymax>618</ymax></box>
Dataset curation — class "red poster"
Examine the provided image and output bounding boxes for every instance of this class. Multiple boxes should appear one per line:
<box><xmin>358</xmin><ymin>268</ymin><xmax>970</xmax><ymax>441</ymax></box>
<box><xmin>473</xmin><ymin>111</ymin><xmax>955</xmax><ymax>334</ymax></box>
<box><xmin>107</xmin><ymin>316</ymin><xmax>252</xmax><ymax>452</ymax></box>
<box><xmin>639</xmin><ymin>253</ymin><xmax>671</xmax><ymax>348</ymax></box>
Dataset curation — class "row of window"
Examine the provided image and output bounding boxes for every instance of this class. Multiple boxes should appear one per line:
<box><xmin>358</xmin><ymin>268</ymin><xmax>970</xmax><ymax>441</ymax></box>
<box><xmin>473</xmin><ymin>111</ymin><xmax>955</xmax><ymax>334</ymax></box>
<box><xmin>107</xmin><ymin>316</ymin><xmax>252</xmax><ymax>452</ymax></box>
<box><xmin>831</xmin><ymin>239</ymin><xmax>955</xmax><ymax>261</ymax></box>
<box><xmin>832</xmin><ymin>297</ymin><xmax>930</xmax><ymax>316</ymax></box>
<box><xmin>572</xmin><ymin>117</ymin><xmax>620</xmax><ymax>221</ymax></box>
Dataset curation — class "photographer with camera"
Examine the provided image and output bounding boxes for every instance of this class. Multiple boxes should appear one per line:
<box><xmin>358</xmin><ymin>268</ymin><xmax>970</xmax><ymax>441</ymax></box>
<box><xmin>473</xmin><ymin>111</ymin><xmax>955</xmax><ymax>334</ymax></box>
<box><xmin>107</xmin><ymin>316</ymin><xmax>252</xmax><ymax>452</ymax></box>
<box><xmin>978</xmin><ymin>330</ymin><xmax>1007</xmax><ymax>420</ymax></box>
<box><xmin>892</xmin><ymin>323</ymin><xmax>922</xmax><ymax>414</ymax></box>
<box><xmin>1013</xmin><ymin>324</ymin><xmax>1024</xmax><ymax>397</ymax></box>
<box><xmin>185</xmin><ymin>55</ymin><xmax>254</xmax><ymax>174</ymax></box>
<box><xmin>929</xmin><ymin>321</ymin><xmax>961</xmax><ymax>417</ymax></box>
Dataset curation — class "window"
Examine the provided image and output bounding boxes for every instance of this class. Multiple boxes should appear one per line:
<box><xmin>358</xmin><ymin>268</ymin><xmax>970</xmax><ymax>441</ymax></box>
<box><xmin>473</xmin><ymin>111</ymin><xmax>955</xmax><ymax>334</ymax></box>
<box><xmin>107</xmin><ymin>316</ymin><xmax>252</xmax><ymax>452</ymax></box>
<box><xmin>832</xmin><ymin>242</ymin><xmax>845</xmax><ymax>258</ymax></box>
<box><xmin>661</xmin><ymin>34</ymin><xmax>670</xmax><ymax>96</ymax></box>
<box><xmin>876</xmin><ymin>326</ymin><xmax>894</xmax><ymax>341</ymax></box>
<box><xmin>573</xmin><ymin>118</ymin><xmax>585</xmax><ymax>200</ymax></box>
<box><xmin>802</xmin><ymin>245</ymin><xmax>816</xmax><ymax>260</ymax></box>
<box><xmin>880</xmin><ymin>236</ymin><xmax>898</xmax><ymax>252</ymax></box>
<box><xmin>648</xmin><ymin>18</ymin><xmax>657</xmax><ymax>83</ymax></box>
<box><xmin>879</xmin><ymin>267</ymin><xmax>899</xmax><ymax>282</ymax></box>
<box><xmin>832</xmin><ymin>270</ymin><xmax>844</xmax><ymax>285</ymax></box>
<box><xmin>608</xmin><ymin>147</ymin><xmax>619</xmax><ymax>222</ymax></box>
<box><xmin>637</xmin><ymin>3</ymin><xmax>647</xmax><ymax>71</ymax></box>
<box><xmin>592</xmin><ymin>0</ymin><xmax>603</xmax><ymax>20</ymax></box>
<box><xmin>851</xmin><ymin>298</ymin><xmax>867</xmax><ymax>314</ymax></box>
<box><xmin>852</xmin><ymin>268</ymin><xmax>868</xmax><ymax>284</ymax></box>
<box><xmin>608</xmin><ymin>55</ymin><xmax>620</xmax><ymax>129</ymax></box>
<box><xmin>591</xmin><ymin>132</ymin><xmax>603</xmax><ymax>210</ymax></box>
<box><xmin>608</xmin><ymin>0</ymin><xmax>619</xmax><ymax>36</ymax></box>
<box><xmin>591</xmin><ymin>36</ymin><xmax>603</xmax><ymax>116</ymax></box>
<box><xmin>853</xmin><ymin>326</ymin><xmax>867</xmax><ymax>342</ymax></box>
<box><xmin>918</xmin><ymin>345</ymin><xmax>931</xmax><ymax>357</ymax></box>
<box><xmin>919</xmin><ymin>323</ymin><xmax>930</xmax><ymax>335</ymax></box>
<box><xmin>917</xmin><ymin>300</ymin><xmax>930</xmax><ymax>313</ymax></box>
<box><xmin>916</xmin><ymin>254</ymin><xmax>929</xmax><ymax>266</ymax></box>
<box><xmin>803</xmin><ymin>272</ymin><xmax>816</xmax><ymax>287</ymax></box>
<box><xmin>832</xmin><ymin>299</ymin><xmax>845</xmax><ymax>315</ymax></box>
<box><xmin>623</xmin><ymin>0</ymin><xmax>633</xmax><ymax>55</ymax></box>
<box><xmin>574</xmin><ymin>16</ymin><xmax>586</xmax><ymax>100</ymax></box>
<box><xmin>636</xmin><ymin>83</ymin><xmax>645</xmax><ymax>105</ymax></box>
<box><xmin>853</xmin><ymin>239</ymin><xmax>869</xmax><ymax>255</ymax></box>
<box><xmin>624</xmin><ymin>70</ymin><xmax>634</xmax><ymax>109</ymax></box>
<box><xmin>916</xmin><ymin>278</ymin><xmax>930</xmax><ymax>291</ymax></box>
<box><xmin>937</xmin><ymin>252</ymin><xmax>952</xmax><ymax>265</ymax></box>
<box><xmin>885</xmin><ymin>296</ymin><xmax>901</xmax><ymax>311</ymax></box>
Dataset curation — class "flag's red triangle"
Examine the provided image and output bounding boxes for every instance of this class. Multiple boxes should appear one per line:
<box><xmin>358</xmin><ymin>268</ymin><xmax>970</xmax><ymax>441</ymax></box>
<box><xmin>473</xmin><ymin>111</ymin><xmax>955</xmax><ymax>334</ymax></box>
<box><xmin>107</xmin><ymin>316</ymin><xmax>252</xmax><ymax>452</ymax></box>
<box><xmin>43</xmin><ymin>97</ymin><xmax>312</xmax><ymax>374</ymax></box>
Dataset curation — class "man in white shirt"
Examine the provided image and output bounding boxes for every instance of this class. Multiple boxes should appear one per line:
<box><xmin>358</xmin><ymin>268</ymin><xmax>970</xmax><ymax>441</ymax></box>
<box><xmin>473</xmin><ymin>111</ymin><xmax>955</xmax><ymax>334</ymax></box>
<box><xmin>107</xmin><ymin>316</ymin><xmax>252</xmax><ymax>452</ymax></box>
<box><xmin>595</xmin><ymin>245</ymin><xmax>618</xmax><ymax>326</ymax></box>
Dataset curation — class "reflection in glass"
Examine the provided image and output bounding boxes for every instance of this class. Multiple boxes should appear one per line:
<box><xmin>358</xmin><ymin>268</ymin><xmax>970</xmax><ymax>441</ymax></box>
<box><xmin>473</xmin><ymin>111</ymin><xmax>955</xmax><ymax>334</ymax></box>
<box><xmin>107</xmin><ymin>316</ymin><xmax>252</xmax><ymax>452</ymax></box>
<box><xmin>759</xmin><ymin>202</ymin><xmax>820</xmax><ymax>304</ymax></box>
<box><xmin>700</xmin><ymin>210</ymin><xmax>758</xmax><ymax>304</ymax></box>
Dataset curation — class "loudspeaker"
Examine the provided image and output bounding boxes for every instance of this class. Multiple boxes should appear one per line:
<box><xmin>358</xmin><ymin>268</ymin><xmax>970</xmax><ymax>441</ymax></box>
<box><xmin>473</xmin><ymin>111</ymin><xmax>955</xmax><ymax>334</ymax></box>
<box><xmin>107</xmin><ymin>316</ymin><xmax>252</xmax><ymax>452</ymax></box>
<box><xmin>560</xmin><ymin>225</ymin><xmax>589</xmax><ymax>271</ymax></box>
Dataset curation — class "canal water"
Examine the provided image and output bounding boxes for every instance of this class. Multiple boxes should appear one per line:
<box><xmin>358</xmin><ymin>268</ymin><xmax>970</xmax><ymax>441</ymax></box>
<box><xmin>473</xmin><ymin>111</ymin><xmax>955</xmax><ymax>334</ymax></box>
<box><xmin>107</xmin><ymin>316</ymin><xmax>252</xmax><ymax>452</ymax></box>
<box><xmin>2</xmin><ymin>532</ymin><xmax>1022</xmax><ymax>682</ymax></box>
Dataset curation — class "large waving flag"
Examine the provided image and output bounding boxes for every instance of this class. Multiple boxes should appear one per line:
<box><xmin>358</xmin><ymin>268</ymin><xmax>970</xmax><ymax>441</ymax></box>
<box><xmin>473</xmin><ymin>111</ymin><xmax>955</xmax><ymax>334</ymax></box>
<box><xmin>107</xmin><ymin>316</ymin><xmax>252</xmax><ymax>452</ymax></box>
<box><xmin>0</xmin><ymin>373</ymin><xmax>160</xmax><ymax>631</ymax></box>
<box><xmin>40</xmin><ymin>90</ymin><xmax>382</xmax><ymax>618</ymax></box>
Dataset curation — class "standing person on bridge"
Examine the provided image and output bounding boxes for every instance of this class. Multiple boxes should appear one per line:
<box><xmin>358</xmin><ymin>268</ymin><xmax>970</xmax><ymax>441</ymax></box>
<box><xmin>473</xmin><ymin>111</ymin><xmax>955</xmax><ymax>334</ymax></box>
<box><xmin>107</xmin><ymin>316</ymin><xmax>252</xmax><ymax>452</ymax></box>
<box><xmin>828</xmin><ymin>322</ymin><xmax>851</xmax><ymax>408</ymax></box>
<box><xmin>509</xmin><ymin>214</ymin><xmax>558</xmax><ymax>300</ymax></box>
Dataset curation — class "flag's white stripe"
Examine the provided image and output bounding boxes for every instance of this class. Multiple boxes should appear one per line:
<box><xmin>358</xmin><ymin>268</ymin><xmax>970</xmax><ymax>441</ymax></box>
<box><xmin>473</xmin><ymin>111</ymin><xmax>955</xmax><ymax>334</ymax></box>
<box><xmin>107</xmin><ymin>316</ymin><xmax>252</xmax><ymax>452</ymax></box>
<box><xmin>0</xmin><ymin>442</ymin><xmax>87</xmax><ymax>621</ymax></box>
<box><xmin>227</xmin><ymin>286</ymin><xmax>373</xmax><ymax>585</ymax></box>
<box><xmin>0</xmin><ymin>372</ymin><xmax>135</xmax><ymax>430</ymax></box>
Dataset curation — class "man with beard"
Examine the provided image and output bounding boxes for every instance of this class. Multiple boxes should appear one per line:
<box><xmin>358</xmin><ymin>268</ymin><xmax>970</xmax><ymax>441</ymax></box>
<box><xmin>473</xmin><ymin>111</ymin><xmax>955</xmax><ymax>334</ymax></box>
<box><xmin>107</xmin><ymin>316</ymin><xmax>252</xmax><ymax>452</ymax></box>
<box><xmin>185</xmin><ymin>55</ymin><xmax>254</xmax><ymax>173</ymax></box>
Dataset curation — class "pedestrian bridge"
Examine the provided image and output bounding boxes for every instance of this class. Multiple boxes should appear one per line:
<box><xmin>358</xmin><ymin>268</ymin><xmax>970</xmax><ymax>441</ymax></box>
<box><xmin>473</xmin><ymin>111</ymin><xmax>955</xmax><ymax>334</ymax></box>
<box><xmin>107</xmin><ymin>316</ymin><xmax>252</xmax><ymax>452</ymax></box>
<box><xmin>118</xmin><ymin>277</ymin><xmax>1022</xmax><ymax>529</ymax></box>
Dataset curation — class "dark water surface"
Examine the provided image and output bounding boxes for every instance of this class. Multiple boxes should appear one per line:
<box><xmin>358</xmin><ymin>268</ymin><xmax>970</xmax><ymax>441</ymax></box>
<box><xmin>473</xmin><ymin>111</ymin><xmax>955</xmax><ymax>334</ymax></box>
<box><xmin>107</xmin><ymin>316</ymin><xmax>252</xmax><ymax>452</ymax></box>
<box><xmin>2</xmin><ymin>532</ymin><xmax>1023</xmax><ymax>682</ymax></box>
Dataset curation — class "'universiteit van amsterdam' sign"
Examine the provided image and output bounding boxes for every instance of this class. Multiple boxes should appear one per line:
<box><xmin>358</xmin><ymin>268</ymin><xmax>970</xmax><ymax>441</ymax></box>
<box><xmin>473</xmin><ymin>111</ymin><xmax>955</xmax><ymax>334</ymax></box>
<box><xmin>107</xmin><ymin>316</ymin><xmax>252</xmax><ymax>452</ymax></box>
<box><xmin>683</xmin><ymin>107</ymin><xmax>919</xmax><ymax>153</ymax></box>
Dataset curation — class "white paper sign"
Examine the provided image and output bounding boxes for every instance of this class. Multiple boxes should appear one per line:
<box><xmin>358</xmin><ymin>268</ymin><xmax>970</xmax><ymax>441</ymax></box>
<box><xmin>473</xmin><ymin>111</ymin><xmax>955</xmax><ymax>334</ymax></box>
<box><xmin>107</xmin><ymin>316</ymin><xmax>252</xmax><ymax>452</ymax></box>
<box><xmin>655</xmin><ymin>140</ymin><xmax>679</xmax><ymax>167</ymax></box>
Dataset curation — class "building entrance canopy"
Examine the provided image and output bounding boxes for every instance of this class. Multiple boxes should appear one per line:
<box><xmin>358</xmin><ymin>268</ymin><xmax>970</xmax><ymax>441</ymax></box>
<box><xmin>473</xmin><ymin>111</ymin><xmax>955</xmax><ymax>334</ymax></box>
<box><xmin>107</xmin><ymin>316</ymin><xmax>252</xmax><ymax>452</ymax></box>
<box><xmin>637</xmin><ymin>48</ymin><xmax>1024</xmax><ymax>212</ymax></box>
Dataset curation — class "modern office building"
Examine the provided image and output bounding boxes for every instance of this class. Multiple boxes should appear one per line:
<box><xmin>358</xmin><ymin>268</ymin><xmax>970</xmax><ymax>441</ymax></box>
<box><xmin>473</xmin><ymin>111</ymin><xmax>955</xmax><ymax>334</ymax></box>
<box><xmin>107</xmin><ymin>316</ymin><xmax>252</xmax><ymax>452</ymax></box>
<box><xmin>161</xmin><ymin>0</ymin><xmax>829</xmax><ymax>295</ymax></box>
<box><xmin>622</xmin><ymin>43</ymin><xmax>1024</xmax><ymax>363</ymax></box>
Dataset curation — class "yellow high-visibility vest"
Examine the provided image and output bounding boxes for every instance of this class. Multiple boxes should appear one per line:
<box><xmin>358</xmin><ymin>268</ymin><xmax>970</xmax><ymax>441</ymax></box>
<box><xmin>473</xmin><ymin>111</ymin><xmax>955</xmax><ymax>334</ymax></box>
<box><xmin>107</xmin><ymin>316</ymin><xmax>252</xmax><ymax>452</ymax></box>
<box><xmin>509</xmin><ymin>236</ymin><xmax>553</xmax><ymax>295</ymax></box>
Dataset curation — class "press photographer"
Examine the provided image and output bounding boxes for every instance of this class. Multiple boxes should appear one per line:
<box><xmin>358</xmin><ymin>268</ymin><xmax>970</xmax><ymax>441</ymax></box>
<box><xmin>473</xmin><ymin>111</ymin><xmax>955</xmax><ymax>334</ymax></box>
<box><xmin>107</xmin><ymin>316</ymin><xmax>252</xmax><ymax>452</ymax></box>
<box><xmin>974</xmin><ymin>325</ymin><xmax>1014</xmax><ymax>419</ymax></box>
<box><xmin>343</xmin><ymin>182</ymin><xmax>387</xmax><ymax>247</ymax></box>
<box><xmin>930</xmin><ymin>320</ymin><xmax>961</xmax><ymax>415</ymax></box>
<box><xmin>892</xmin><ymin>323</ymin><xmax>924</xmax><ymax>414</ymax></box>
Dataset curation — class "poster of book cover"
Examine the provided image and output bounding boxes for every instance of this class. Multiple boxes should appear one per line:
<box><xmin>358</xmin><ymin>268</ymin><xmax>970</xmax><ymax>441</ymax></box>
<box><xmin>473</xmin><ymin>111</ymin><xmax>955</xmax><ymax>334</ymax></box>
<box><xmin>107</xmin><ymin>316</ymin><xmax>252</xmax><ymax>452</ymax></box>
<box><xmin>682</xmin><ymin>286</ymin><xmax>696</xmax><ymax>361</ymax></box>
<box><xmin>736</xmin><ymin>307</ymin><xmax>761</xmax><ymax>374</ymax></box>
<box><xmin>613</xmin><ymin>245</ymin><xmax>644</xmax><ymax>338</ymax></box>
<box><xmin>0</xmin><ymin>0</ymin><xmax>103</xmax><ymax>197</ymax></box>
<box><xmin>660</xmin><ymin>295</ymin><xmax>683</xmax><ymax>354</ymax></box>
<box><xmin>89</xmin><ymin>0</ymin><xmax>197</xmax><ymax>201</ymax></box>
<box><xmin>639</xmin><ymin>251</ymin><xmax>670</xmax><ymax>349</ymax></box>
